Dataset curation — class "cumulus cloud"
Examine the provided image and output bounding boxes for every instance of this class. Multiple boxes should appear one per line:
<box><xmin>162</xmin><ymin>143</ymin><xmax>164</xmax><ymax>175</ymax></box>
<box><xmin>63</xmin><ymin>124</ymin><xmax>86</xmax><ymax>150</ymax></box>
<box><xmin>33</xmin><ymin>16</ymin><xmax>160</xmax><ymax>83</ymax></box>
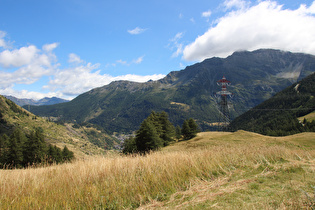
<box><xmin>127</xmin><ymin>27</ymin><xmax>147</xmax><ymax>35</ymax></box>
<box><xmin>45</xmin><ymin>62</ymin><xmax>164</xmax><ymax>97</ymax></box>
<box><xmin>183</xmin><ymin>0</ymin><xmax>315</xmax><ymax>61</ymax></box>
<box><xmin>0</xmin><ymin>45</ymin><xmax>38</xmax><ymax>68</ymax></box>
<box><xmin>0</xmin><ymin>32</ymin><xmax>160</xmax><ymax>100</ymax></box>
<box><xmin>0</xmin><ymin>42</ymin><xmax>58</xmax><ymax>91</ymax></box>
<box><xmin>0</xmin><ymin>87</ymin><xmax>64</xmax><ymax>100</ymax></box>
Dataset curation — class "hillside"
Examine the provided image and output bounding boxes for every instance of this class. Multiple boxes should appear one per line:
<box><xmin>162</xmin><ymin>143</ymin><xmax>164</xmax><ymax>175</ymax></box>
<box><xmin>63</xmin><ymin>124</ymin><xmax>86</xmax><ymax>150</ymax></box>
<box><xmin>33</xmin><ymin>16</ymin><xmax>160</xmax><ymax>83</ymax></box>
<box><xmin>1</xmin><ymin>130</ymin><xmax>314</xmax><ymax>209</ymax></box>
<box><xmin>0</xmin><ymin>95</ymin><xmax>118</xmax><ymax>157</ymax></box>
<box><xmin>229</xmin><ymin>72</ymin><xmax>315</xmax><ymax>135</ymax></box>
<box><xmin>28</xmin><ymin>49</ymin><xmax>315</xmax><ymax>133</ymax></box>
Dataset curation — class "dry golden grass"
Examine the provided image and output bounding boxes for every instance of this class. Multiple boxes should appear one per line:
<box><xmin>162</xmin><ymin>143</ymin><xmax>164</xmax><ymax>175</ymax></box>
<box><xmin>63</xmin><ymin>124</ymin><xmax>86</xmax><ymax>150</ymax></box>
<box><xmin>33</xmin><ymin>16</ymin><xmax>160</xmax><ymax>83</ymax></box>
<box><xmin>0</xmin><ymin>130</ymin><xmax>314</xmax><ymax>209</ymax></box>
<box><xmin>298</xmin><ymin>111</ymin><xmax>315</xmax><ymax>122</ymax></box>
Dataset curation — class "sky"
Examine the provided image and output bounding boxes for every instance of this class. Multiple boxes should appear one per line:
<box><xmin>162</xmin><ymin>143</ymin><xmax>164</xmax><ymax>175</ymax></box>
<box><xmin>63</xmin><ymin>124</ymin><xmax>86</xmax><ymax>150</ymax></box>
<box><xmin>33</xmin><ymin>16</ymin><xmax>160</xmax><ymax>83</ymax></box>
<box><xmin>0</xmin><ymin>0</ymin><xmax>315</xmax><ymax>100</ymax></box>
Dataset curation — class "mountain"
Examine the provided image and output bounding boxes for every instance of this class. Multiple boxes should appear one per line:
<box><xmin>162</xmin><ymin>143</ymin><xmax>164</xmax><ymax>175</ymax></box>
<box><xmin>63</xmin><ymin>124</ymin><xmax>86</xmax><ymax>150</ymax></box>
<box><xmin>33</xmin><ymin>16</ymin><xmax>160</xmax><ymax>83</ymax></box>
<box><xmin>28</xmin><ymin>49</ymin><xmax>315</xmax><ymax>133</ymax></box>
<box><xmin>4</xmin><ymin>96</ymin><xmax>69</xmax><ymax>107</ymax></box>
<box><xmin>228</xmin><ymin>72</ymin><xmax>315</xmax><ymax>136</ymax></box>
<box><xmin>0</xmin><ymin>95</ymin><xmax>119</xmax><ymax>156</ymax></box>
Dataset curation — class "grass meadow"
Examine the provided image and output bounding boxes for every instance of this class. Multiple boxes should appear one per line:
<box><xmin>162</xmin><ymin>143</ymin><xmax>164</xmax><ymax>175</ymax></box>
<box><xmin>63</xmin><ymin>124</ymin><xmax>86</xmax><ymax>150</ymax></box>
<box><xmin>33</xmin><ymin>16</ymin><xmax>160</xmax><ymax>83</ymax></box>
<box><xmin>0</xmin><ymin>130</ymin><xmax>314</xmax><ymax>209</ymax></box>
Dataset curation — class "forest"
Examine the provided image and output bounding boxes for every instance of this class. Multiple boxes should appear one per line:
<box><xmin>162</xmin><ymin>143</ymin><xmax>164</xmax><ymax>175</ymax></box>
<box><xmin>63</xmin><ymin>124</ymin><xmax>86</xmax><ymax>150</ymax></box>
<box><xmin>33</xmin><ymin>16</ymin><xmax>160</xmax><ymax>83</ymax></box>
<box><xmin>122</xmin><ymin>111</ymin><xmax>199</xmax><ymax>154</ymax></box>
<box><xmin>0</xmin><ymin>127</ymin><xmax>74</xmax><ymax>169</ymax></box>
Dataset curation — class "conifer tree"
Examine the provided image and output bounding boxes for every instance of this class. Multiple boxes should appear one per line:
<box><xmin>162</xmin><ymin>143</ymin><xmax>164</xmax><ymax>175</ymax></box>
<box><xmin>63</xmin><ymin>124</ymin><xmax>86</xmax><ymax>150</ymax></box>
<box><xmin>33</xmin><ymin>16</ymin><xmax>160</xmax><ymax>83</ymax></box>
<box><xmin>175</xmin><ymin>125</ymin><xmax>182</xmax><ymax>141</ymax></box>
<box><xmin>181</xmin><ymin>120</ymin><xmax>191</xmax><ymax>140</ymax></box>
<box><xmin>181</xmin><ymin>119</ymin><xmax>199</xmax><ymax>139</ymax></box>
<box><xmin>135</xmin><ymin>119</ymin><xmax>163</xmax><ymax>153</ymax></box>
<box><xmin>158</xmin><ymin>111</ymin><xmax>175</xmax><ymax>146</ymax></box>
<box><xmin>122</xmin><ymin>137</ymin><xmax>137</xmax><ymax>154</ymax></box>
<box><xmin>54</xmin><ymin>145</ymin><xmax>63</xmax><ymax>163</ymax></box>
<box><xmin>47</xmin><ymin>144</ymin><xmax>57</xmax><ymax>164</ymax></box>
<box><xmin>62</xmin><ymin>146</ymin><xmax>74</xmax><ymax>162</ymax></box>
<box><xmin>0</xmin><ymin>134</ymin><xmax>9</xmax><ymax>167</ymax></box>
<box><xmin>8</xmin><ymin>129</ymin><xmax>25</xmax><ymax>168</ymax></box>
<box><xmin>188</xmin><ymin>118</ymin><xmax>199</xmax><ymax>138</ymax></box>
<box><xmin>23</xmin><ymin>128</ymin><xmax>47</xmax><ymax>166</ymax></box>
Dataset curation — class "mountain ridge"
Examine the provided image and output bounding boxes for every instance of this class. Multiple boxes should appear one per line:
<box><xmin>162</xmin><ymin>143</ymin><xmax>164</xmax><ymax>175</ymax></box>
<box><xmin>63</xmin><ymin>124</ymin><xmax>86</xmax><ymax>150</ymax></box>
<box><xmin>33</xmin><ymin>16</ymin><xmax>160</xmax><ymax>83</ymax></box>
<box><xmin>28</xmin><ymin>49</ymin><xmax>315</xmax><ymax>133</ymax></box>
<box><xmin>228</xmin><ymin>72</ymin><xmax>315</xmax><ymax>135</ymax></box>
<box><xmin>4</xmin><ymin>96</ymin><xmax>69</xmax><ymax>107</ymax></box>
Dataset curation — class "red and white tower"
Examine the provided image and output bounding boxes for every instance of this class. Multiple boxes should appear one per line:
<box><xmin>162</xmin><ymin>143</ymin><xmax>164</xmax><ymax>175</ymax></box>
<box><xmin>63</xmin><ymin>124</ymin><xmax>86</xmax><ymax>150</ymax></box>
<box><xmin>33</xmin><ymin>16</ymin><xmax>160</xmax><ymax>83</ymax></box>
<box><xmin>216</xmin><ymin>76</ymin><xmax>232</xmax><ymax>131</ymax></box>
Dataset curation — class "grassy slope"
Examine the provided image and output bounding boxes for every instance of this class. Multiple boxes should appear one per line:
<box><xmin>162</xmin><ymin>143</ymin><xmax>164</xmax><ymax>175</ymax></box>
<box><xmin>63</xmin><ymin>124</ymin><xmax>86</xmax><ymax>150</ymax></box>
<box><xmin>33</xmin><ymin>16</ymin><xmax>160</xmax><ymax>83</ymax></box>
<box><xmin>299</xmin><ymin>111</ymin><xmax>315</xmax><ymax>122</ymax></box>
<box><xmin>0</xmin><ymin>95</ymin><xmax>107</xmax><ymax>158</ymax></box>
<box><xmin>0</xmin><ymin>131</ymin><xmax>314</xmax><ymax>209</ymax></box>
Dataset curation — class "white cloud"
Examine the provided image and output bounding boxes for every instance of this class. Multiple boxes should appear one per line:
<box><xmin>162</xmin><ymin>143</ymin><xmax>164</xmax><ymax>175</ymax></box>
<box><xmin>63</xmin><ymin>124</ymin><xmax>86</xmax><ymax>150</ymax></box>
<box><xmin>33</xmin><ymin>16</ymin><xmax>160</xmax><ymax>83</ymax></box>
<box><xmin>0</xmin><ymin>31</ymin><xmax>159</xmax><ymax>100</ymax></box>
<box><xmin>42</xmin><ymin>43</ymin><xmax>59</xmax><ymax>52</ymax></box>
<box><xmin>0</xmin><ymin>41</ymin><xmax>58</xmax><ymax>94</ymax></box>
<box><xmin>132</xmin><ymin>55</ymin><xmax>144</xmax><ymax>64</ymax></box>
<box><xmin>223</xmin><ymin>0</ymin><xmax>249</xmax><ymax>10</ymax></box>
<box><xmin>183</xmin><ymin>0</ymin><xmax>315</xmax><ymax>61</ymax></box>
<box><xmin>0</xmin><ymin>87</ymin><xmax>64</xmax><ymax>100</ymax></box>
<box><xmin>116</xmin><ymin>59</ymin><xmax>127</xmax><ymax>65</ymax></box>
<box><xmin>0</xmin><ymin>45</ymin><xmax>38</xmax><ymax>68</ymax></box>
<box><xmin>116</xmin><ymin>56</ymin><xmax>144</xmax><ymax>65</ymax></box>
<box><xmin>127</xmin><ymin>27</ymin><xmax>147</xmax><ymax>35</ymax></box>
<box><xmin>45</xmin><ymin>62</ymin><xmax>165</xmax><ymax>97</ymax></box>
<box><xmin>168</xmin><ymin>32</ymin><xmax>184</xmax><ymax>58</ymax></box>
<box><xmin>68</xmin><ymin>53</ymin><xmax>83</xmax><ymax>64</ymax></box>
<box><xmin>0</xmin><ymin>31</ymin><xmax>7</xmax><ymax>48</ymax></box>
<box><xmin>202</xmin><ymin>10</ymin><xmax>212</xmax><ymax>18</ymax></box>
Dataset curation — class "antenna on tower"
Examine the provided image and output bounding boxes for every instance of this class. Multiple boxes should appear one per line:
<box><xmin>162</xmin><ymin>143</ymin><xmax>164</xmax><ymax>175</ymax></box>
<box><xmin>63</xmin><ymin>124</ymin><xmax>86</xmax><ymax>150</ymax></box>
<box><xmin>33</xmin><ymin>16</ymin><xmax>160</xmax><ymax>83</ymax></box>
<box><xmin>215</xmin><ymin>76</ymin><xmax>232</xmax><ymax>131</ymax></box>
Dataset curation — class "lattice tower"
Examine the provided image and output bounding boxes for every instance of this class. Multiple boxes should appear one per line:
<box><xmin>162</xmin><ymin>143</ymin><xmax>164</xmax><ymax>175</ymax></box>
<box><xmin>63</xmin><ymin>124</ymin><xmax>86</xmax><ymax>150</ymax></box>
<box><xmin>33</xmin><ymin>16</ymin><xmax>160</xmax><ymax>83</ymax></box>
<box><xmin>216</xmin><ymin>76</ymin><xmax>232</xmax><ymax>131</ymax></box>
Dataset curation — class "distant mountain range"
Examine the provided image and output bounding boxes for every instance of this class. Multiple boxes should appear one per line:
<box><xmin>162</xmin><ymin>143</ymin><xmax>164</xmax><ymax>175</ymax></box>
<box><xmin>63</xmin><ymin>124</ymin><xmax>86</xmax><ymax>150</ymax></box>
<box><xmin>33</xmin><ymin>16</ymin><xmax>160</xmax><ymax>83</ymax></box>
<box><xmin>28</xmin><ymin>49</ymin><xmax>315</xmax><ymax>133</ymax></box>
<box><xmin>3</xmin><ymin>96</ymin><xmax>69</xmax><ymax>106</ymax></box>
<box><xmin>229</xmin><ymin>72</ymin><xmax>315</xmax><ymax>135</ymax></box>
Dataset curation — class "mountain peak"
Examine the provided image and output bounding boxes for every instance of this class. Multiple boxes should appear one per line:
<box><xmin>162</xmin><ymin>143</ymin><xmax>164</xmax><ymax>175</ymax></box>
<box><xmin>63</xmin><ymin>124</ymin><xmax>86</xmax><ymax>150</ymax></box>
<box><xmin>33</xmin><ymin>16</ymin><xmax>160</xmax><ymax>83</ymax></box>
<box><xmin>28</xmin><ymin>49</ymin><xmax>315</xmax><ymax>133</ymax></box>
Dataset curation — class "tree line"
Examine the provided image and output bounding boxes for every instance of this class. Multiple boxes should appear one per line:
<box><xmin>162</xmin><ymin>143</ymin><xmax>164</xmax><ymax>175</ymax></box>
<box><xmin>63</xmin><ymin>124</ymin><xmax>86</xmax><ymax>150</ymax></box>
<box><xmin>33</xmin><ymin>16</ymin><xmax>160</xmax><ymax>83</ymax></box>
<box><xmin>0</xmin><ymin>127</ymin><xmax>74</xmax><ymax>169</ymax></box>
<box><xmin>123</xmin><ymin>111</ymin><xmax>199</xmax><ymax>154</ymax></box>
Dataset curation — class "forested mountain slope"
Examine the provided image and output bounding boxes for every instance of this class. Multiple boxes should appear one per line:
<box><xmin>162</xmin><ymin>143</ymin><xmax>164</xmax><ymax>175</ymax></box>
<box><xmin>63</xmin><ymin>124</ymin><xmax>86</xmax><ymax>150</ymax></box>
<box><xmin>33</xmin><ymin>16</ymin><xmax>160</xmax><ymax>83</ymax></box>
<box><xmin>229</xmin><ymin>73</ymin><xmax>315</xmax><ymax>135</ymax></box>
<box><xmin>28</xmin><ymin>49</ymin><xmax>315</xmax><ymax>133</ymax></box>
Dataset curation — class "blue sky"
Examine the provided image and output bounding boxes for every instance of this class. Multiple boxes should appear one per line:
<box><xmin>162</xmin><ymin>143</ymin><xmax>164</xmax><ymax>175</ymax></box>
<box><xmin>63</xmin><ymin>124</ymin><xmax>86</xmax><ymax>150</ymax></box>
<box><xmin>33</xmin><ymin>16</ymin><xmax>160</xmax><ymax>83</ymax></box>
<box><xmin>0</xmin><ymin>0</ymin><xmax>315</xmax><ymax>100</ymax></box>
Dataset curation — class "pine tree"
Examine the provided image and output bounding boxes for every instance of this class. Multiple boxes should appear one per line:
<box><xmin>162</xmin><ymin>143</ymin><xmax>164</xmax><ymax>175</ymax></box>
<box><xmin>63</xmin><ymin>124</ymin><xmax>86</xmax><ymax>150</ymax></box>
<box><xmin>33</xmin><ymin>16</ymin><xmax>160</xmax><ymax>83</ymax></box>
<box><xmin>175</xmin><ymin>125</ymin><xmax>182</xmax><ymax>141</ymax></box>
<box><xmin>122</xmin><ymin>137</ymin><xmax>137</xmax><ymax>154</ymax></box>
<box><xmin>0</xmin><ymin>134</ymin><xmax>9</xmax><ymax>167</ymax></box>
<box><xmin>135</xmin><ymin>119</ymin><xmax>163</xmax><ymax>153</ymax></box>
<box><xmin>7</xmin><ymin>129</ymin><xmax>25</xmax><ymax>168</ymax></box>
<box><xmin>181</xmin><ymin>119</ymin><xmax>199</xmax><ymax>139</ymax></box>
<box><xmin>62</xmin><ymin>146</ymin><xmax>74</xmax><ymax>162</ymax></box>
<box><xmin>54</xmin><ymin>145</ymin><xmax>63</xmax><ymax>163</ymax></box>
<box><xmin>188</xmin><ymin>118</ymin><xmax>198</xmax><ymax>138</ymax></box>
<box><xmin>47</xmin><ymin>144</ymin><xmax>57</xmax><ymax>164</ymax></box>
<box><xmin>158</xmin><ymin>111</ymin><xmax>175</xmax><ymax>146</ymax></box>
<box><xmin>181</xmin><ymin>120</ymin><xmax>191</xmax><ymax>140</ymax></box>
<box><xmin>23</xmin><ymin>128</ymin><xmax>47</xmax><ymax>166</ymax></box>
